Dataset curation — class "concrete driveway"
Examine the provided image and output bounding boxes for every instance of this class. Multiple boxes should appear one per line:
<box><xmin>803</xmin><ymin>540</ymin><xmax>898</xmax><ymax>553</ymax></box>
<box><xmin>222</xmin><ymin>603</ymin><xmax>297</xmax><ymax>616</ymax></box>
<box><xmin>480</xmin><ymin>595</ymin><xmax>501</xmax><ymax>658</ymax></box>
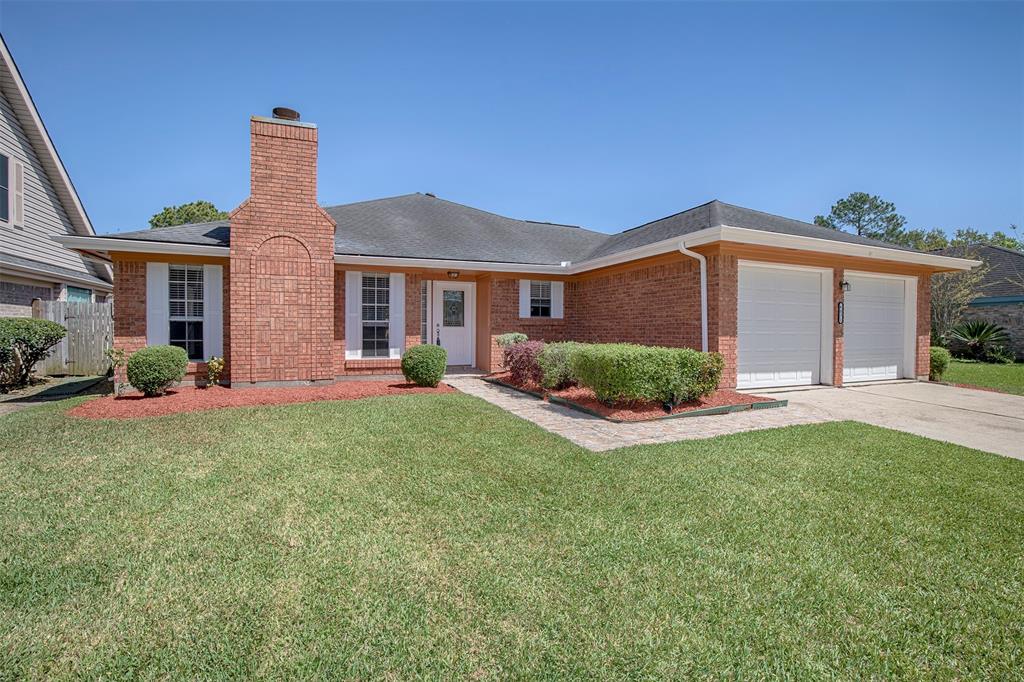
<box><xmin>765</xmin><ymin>381</ymin><xmax>1024</xmax><ymax>460</ymax></box>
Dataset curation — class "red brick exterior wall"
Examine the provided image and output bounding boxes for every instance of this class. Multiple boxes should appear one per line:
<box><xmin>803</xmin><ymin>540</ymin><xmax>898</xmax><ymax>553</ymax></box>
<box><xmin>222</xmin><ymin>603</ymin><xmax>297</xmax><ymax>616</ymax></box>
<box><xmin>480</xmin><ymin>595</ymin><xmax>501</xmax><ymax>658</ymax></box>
<box><xmin>706</xmin><ymin>253</ymin><xmax>739</xmax><ymax>388</ymax></box>
<box><xmin>229</xmin><ymin>118</ymin><xmax>336</xmax><ymax>385</ymax></box>
<box><xmin>916</xmin><ymin>275</ymin><xmax>931</xmax><ymax>379</ymax></box>
<box><xmin>112</xmin><ymin>256</ymin><xmax>230</xmax><ymax>385</ymax></box>
<box><xmin>568</xmin><ymin>259</ymin><xmax>701</xmax><ymax>347</ymax></box>
<box><xmin>480</xmin><ymin>276</ymin><xmax>572</xmax><ymax>371</ymax></box>
<box><xmin>832</xmin><ymin>268</ymin><xmax>844</xmax><ymax>386</ymax></box>
<box><xmin>112</xmin><ymin>259</ymin><xmax>147</xmax><ymax>384</ymax></box>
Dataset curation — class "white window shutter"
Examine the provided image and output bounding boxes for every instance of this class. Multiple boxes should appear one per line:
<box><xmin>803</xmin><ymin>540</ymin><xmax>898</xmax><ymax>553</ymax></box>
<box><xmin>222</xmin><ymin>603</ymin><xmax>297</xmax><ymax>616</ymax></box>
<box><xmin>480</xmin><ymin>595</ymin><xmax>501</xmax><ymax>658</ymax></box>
<box><xmin>551</xmin><ymin>281</ymin><xmax>564</xmax><ymax>319</ymax></box>
<box><xmin>12</xmin><ymin>160</ymin><xmax>24</xmax><ymax>227</ymax></box>
<box><xmin>389</xmin><ymin>273</ymin><xmax>405</xmax><ymax>358</ymax></box>
<box><xmin>519</xmin><ymin>279</ymin><xmax>531</xmax><ymax>318</ymax></box>
<box><xmin>203</xmin><ymin>264</ymin><xmax>223</xmax><ymax>359</ymax></box>
<box><xmin>146</xmin><ymin>262</ymin><xmax>169</xmax><ymax>346</ymax></box>
<box><xmin>345</xmin><ymin>271</ymin><xmax>361</xmax><ymax>359</ymax></box>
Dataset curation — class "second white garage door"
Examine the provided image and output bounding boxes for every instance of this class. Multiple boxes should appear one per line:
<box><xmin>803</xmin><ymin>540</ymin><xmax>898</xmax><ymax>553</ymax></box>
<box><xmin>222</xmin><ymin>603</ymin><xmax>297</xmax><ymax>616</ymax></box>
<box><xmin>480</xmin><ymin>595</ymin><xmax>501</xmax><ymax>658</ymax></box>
<box><xmin>737</xmin><ymin>264</ymin><xmax>828</xmax><ymax>389</ymax></box>
<box><xmin>843</xmin><ymin>274</ymin><xmax>910</xmax><ymax>383</ymax></box>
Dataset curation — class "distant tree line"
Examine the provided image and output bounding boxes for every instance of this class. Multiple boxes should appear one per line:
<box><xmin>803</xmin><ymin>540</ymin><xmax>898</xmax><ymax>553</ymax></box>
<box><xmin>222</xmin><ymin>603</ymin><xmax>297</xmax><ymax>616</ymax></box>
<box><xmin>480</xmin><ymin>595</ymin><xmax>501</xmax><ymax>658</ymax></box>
<box><xmin>814</xmin><ymin>191</ymin><xmax>1021</xmax><ymax>252</ymax></box>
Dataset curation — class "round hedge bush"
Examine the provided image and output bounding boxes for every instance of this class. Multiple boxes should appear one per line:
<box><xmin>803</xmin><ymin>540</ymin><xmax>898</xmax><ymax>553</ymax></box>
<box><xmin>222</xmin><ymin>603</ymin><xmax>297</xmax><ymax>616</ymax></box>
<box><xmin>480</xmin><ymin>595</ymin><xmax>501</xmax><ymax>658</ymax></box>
<box><xmin>401</xmin><ymin>344</ymin><xmax>447</xmax><ymax>387</ymax></box>
<box><xmin>126</xmin><ymin>345</ymin><xmax>188</xmax><ymax>396</ymax></box>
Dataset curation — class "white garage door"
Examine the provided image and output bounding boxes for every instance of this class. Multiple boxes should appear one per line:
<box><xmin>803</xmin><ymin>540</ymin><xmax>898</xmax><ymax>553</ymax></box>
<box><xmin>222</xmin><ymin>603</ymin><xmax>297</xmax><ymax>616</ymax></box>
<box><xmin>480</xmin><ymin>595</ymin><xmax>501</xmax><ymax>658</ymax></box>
<box><xmin>737</xmin><ymin>265</ymin><xmax>825</xmax><ymax>389</ymax></box>
<box><xmin>843</xmin><ymin>274</ymin><xmax>907</xmax><ymax>383</ymax></box>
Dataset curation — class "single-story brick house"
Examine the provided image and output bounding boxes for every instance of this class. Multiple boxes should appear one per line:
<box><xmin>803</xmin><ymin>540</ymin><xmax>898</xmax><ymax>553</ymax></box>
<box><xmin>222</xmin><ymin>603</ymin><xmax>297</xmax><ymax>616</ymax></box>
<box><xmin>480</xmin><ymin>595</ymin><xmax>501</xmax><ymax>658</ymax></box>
<box><xmin>58</xmin><ymin>111</ymin><xmax>978</xmax><ymax>390</ymax></box>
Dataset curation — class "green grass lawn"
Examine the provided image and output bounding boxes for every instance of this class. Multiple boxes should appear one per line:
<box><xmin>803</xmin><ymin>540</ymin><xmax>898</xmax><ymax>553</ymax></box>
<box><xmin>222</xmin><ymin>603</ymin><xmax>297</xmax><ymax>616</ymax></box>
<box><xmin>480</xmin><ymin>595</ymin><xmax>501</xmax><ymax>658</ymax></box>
<box><xmin>1</xmin><ymin>394</ymin><xmax>1022</xmax><ymax>678</ymax></box>
<box><xmin>943</xmin><ymin>360</ymin><xmax>1024</xmax><ymax>395</ymax></box>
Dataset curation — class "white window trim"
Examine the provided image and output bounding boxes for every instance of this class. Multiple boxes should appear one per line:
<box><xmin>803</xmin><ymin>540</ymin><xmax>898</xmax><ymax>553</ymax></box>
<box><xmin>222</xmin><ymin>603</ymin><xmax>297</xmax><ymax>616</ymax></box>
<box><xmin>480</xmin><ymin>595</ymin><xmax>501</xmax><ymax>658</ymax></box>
<box><xmin>519</xmin><ymin>279</ymin><xmax>564</xmax><ymax>319</ymax></box>
<box><xmin>344</xmin><ymin>271</ymin><xmax>406</xmax><ymax>360</ymax></box>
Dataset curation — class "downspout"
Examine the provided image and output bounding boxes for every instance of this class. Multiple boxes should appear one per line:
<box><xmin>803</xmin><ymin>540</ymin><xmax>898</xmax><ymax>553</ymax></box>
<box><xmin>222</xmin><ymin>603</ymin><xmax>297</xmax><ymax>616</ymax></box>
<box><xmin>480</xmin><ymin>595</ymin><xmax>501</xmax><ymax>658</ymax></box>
<box><xmin>678</xmin><ymin>241</ymin><xmax>708</xmax><ymax>352</ymax></box>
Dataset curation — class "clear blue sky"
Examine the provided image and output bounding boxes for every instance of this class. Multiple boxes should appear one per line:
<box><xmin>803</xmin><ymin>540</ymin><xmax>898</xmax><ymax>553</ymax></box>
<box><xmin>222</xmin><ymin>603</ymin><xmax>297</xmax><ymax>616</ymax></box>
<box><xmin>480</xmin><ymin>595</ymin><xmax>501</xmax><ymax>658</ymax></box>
<box><xmin>3</xmin><ymin>1</ymin><xmax>1022</xmax><ymax>236</ymax></box>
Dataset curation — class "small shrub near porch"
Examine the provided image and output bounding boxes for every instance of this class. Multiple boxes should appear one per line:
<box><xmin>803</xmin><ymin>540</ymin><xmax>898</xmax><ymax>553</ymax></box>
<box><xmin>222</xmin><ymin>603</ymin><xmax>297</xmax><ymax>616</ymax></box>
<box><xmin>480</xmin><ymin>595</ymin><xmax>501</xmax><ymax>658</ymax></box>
<box><xmin>126</xmin><ymin>345</ymin><xmax>188</xmax><ymax>396</ymax></box>
<box><xmin>401</xmin><ymin>344</ymin><xmax>447</xmax><ymax>387</ymax></box>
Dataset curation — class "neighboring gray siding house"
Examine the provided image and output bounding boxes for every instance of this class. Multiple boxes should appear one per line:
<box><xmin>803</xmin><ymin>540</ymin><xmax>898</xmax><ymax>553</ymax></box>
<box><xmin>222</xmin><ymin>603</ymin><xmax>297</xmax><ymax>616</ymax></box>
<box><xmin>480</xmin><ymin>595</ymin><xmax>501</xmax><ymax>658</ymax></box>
<box><xmin>0</xmin><ymin>35</ymin><xmax>111</xmax><ymax>316</ymax></box>
<box><xmin>938</xmin><ymin>243</ymin><xmax>1024</xmax><ymax>359</ymax></box>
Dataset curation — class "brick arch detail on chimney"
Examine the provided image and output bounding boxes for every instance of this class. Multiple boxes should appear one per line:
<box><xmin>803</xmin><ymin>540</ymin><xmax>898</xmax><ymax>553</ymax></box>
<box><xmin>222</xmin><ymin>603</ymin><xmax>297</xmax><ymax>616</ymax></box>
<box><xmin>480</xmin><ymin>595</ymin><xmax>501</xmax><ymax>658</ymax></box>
<box><xmin>247</xmin><ymin>233</ymin><xmax>317</xmax><ymax>383</ymax></box>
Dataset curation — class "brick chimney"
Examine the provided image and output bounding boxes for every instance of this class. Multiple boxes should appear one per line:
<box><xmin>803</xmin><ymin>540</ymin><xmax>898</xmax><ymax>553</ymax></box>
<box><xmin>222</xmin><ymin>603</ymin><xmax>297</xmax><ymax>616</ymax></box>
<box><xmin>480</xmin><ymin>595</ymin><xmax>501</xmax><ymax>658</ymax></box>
<box><xmin>228</xmin><ymin>109</ymin><xmax>336</xmax><ymax>386</ymax></box>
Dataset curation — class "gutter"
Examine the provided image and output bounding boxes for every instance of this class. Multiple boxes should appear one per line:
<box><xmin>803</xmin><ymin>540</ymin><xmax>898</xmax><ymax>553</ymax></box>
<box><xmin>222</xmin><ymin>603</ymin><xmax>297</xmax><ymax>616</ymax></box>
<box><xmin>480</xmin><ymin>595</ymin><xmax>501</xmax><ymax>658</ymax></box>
<box><xmin>678</xmin><ymin>241</ymin><xmax>708</xmax><ymax>351</ymax></box>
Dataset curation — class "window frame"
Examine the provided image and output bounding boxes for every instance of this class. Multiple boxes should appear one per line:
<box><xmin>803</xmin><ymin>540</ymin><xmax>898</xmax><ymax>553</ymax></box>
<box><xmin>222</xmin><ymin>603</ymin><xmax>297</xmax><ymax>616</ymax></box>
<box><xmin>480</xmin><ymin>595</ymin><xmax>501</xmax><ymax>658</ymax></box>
<box><xmin>360</xmin><ymin>274</ymin><xmax>391</xmax><ymax>358</ymax></box>
<box><xmin>530</xmin><ymin>280</ymin><xmax>552</xmax><ymax>318</ymax></box>
<box><xmin>168</xmin><ymin>264</ymin><xmax>205</xmax><ymax>361</ymax></box>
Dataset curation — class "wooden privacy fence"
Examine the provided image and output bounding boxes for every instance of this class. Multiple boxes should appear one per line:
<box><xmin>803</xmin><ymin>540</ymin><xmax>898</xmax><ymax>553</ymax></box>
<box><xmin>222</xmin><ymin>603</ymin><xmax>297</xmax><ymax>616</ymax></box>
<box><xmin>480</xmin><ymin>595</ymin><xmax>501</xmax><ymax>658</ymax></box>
<box><xmin>32</xmin><ymin>300</ymin><xmax>113</xmax><ymax>376</ymax></box>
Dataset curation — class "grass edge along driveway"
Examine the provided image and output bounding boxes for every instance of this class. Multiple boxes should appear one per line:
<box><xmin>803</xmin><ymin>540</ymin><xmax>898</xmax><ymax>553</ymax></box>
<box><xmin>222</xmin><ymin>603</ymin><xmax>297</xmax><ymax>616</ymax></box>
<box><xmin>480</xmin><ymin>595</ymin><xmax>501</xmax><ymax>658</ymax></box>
<box><xmin>1</xmin><ymin>393</ymin><xmax>1022</xmax><ymax>679</ymax></box>
<box><xmin>944</xmin><ymin>360</ymin><xmax>1024</xmax><ymax>395</ymax></box>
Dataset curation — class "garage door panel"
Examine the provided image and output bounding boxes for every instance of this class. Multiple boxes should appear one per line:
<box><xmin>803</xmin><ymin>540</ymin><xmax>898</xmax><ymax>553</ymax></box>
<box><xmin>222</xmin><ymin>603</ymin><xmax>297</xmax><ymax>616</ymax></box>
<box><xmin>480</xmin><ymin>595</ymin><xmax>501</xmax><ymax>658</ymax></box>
<box><xmin>737</xmin><ymin>266</ymin><xmax>823</xmax><ymax>389</ymax></box>
<box><xmin>842</xmin><ymin>275</ymin><xmax>906</xmax><ymax>383</ymax></box>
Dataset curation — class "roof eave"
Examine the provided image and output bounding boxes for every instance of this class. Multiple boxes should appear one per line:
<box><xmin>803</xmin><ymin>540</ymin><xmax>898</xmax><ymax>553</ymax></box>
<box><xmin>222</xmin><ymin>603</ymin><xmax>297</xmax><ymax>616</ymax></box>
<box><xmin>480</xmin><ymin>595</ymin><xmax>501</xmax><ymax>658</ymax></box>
<box><xmin>56</xmin><ymin>225</ymin><xmax>981</xmax><ymax>274</ymax></box>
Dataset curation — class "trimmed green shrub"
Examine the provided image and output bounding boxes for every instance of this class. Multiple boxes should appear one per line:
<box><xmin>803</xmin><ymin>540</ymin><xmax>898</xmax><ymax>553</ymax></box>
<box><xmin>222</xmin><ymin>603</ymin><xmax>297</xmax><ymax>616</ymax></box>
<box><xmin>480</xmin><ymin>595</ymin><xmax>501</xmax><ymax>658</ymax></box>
<box><xmin>929</xmin><ymin>346</ymin><xmax>951</xmax><ymax>381</ymax></box>
<box><xmin>504</xmin><ymin>340</ymin><xmax>545</xmax><ymax>385</ymax></box>
<box><xmin>571</xmin><ymin>343</ymin><xmax>723</xmax><ymax>406</ymax></box>
<box><xmin>0</xmin><ymin>318</ymin><xmax>67</xmax><ymax>388</ymax></box>
<box><xmin>537</xmin><ymin>341</ymin><xmax>583</xmax><ymax>390</ymax></box>
<box><xmin>496</xmin><ymin>332</ymin><xmax>528</xmax><ymax>349</ymax></box>
<box><xmin>401</xmin><ymin>344</ymin><xmax>447</xmax><ymax>387</ymax></box>
<box><xmin>126</xmin><ymin>345</ymin><xmax>188</xmax><ymax>396</ymax></box>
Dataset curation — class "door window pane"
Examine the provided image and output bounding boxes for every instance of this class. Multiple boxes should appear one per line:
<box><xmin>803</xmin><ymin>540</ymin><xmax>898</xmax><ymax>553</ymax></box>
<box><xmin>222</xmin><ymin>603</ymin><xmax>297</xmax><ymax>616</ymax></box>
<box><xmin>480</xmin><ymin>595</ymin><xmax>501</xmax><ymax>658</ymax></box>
<box><xmin>443</xmin><ymin>290</ymin><xmax>464</xmax><ymax>327</ymax></box>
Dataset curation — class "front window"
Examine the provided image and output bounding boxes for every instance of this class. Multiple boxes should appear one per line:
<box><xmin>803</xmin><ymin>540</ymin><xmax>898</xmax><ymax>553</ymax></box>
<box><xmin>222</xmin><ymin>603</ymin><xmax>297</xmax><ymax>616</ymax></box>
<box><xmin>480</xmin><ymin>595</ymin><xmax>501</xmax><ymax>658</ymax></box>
<box><xmin>530</xmin><ymin>280</ymin><xmax>551</xmax><ymax>318</ymax></box>
<box><xmin>0</xmin><ymin>154</ymin><xmax>8</xmax><ymax>223</ymax></box>
<box><xmin>169</xmin><ymin>265</ymin><xmax>204</xmax><ymax>360</ymax></box>
<box><xmin>361</xmin><ymin>274</ymin><xmax>390</xmax><ymax>357</ymax></box>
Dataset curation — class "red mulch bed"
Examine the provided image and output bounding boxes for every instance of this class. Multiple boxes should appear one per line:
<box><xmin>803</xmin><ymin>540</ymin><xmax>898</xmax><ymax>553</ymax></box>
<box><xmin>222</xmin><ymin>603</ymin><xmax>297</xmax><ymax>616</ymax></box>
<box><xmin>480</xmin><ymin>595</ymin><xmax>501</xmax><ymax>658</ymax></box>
<box><xmin>68</xmin><ymin>381</ymin><xmax>455</xmax><ymax>419</ymax></box>
<box><xmin>489</xmin><ymin>372</ymin><xmax>775</xmax><ymax>422</ymax></box>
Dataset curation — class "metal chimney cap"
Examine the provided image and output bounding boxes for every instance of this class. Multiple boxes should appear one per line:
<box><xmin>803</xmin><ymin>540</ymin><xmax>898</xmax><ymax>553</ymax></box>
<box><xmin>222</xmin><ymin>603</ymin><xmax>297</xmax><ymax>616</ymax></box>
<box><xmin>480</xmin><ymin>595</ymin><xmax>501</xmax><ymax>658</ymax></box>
<box><xmin>272</xmin><ymin>107</ymin><xmax>300</xmax><ymax>121</ymax></box>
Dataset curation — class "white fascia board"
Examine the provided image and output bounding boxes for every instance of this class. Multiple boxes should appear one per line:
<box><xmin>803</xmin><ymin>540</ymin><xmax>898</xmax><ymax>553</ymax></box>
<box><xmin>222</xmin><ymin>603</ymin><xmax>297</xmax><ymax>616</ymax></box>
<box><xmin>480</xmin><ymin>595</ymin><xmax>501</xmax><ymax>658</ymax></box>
<box><xmin>53</xmin><ymin>234</ymin><xmax>231</xmax><ymax>258</ymax></box>
<box><xmin>1</xmin><ymin>259</ymin><xmax>113</xmax><ymax>291</ymax></box>
<box><xmin>333</xmin><ymin>253</ymin><xmax>569</xmax><ymax>274</ymax></box>
<box><xmin>684</xmin><ymin>225</ymin><xmax>980</xmax><ymax>271</ymax></box>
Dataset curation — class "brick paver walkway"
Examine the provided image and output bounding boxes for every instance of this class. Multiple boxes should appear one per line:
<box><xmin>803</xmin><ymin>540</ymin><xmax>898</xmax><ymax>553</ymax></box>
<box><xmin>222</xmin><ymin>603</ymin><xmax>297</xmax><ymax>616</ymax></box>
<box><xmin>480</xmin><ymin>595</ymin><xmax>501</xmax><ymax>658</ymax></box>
<box><xmin>445</xmin><ymin>374</ymin><xmax>835</xmax><ymax>452</ymax></box>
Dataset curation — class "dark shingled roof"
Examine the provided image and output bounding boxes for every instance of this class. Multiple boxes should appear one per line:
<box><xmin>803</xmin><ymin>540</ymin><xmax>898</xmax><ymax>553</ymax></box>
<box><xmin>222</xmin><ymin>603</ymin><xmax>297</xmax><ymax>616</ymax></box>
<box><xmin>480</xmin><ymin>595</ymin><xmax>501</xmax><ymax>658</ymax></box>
<box><xmin>98</xmin><ymin>194</ymin><xmax>930</xmax><ymax>265</ymax></box>
<box><xmin>584</xmin><ymin>200</ymin><xmax>915</xmax><ymax>260</ymax></box>
<box><xmin>936</xmin><ymin>244</ymin><xmax>1024</xmax><ymax>299</ymax></box>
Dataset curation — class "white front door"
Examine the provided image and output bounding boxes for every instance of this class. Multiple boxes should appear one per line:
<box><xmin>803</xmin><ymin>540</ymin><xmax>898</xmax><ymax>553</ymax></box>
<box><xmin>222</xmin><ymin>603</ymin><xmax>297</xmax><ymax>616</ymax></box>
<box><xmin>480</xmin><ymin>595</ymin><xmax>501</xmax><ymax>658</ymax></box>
<box><xmin>737</xmin><ymin>263</ymin><xmax>829</xmax><ymax>389</ymax></box>
<box><xmin>843</xmin><ymin>274</ymin><xmax>908</xmax><ymax>383</ymax></box>
<box><xmin>431</xmin><ymin>281</ymin><xmax>475</xmax><ymax>366</ymax></box>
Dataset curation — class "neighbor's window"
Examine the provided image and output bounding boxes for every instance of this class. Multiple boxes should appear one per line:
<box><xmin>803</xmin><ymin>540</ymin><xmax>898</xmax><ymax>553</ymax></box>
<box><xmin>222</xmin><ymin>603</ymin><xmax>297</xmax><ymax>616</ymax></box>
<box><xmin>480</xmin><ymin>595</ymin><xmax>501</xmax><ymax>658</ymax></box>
<box><xmin>66</xmin><ymin>286</ymin><xmax>92</xmax><ymax>303</ymax></box>
<box><xmin>169</xmin><ymin>265</ymin><xmax>204</xmax><ymax>360</ymax></box>
<box><xmin>0</xmin><ymin>154</ymin><xmax>8</xmax><ymax>223</ymax></box>
<box><xmin>361</xmin><ymin>274</ymin><xmax>390</xmax><ymax>357</ymax></box>
<box><xmin>530</xmin><ymin>280</ymin><xmax>551</xmax><ymax>318</ymax></box>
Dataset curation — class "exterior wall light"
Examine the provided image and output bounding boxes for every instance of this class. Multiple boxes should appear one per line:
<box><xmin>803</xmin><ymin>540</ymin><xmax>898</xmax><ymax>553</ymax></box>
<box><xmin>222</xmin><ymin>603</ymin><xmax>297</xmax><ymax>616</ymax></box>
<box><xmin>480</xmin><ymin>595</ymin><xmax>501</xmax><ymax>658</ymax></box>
<box><xmin>840</xmin><ymin>280</ymin><xmax>852</xmax><ymax>292</ymax></box>
<box><xmin>447</xmin><ymin>271</ymin><xmax>460</xmax><ymax>280</ymax></box>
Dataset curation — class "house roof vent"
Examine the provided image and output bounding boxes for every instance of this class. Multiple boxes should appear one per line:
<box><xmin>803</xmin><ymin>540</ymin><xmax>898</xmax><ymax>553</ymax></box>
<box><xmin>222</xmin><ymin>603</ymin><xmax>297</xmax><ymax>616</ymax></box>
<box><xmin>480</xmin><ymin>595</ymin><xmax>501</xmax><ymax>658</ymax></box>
<box><xmin>272</xmin><ymin>107</ymin><xmax>300</xmax><ymax>121</ymax></box>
